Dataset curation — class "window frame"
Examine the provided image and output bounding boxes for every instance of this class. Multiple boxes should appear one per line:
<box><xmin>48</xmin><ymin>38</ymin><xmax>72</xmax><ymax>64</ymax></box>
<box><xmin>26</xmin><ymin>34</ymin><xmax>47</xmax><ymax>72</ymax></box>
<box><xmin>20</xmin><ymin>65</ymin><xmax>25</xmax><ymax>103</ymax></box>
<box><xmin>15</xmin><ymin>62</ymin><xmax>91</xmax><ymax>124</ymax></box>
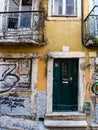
<box><xmin>48</xmin><ymin>0</ymin><xmax>81</xmax><ymax>20</ymax></box>
<box><xmin>52</xmin><ymin>0</ymin><xmax>77</xmax><ymax>16</ymax></box>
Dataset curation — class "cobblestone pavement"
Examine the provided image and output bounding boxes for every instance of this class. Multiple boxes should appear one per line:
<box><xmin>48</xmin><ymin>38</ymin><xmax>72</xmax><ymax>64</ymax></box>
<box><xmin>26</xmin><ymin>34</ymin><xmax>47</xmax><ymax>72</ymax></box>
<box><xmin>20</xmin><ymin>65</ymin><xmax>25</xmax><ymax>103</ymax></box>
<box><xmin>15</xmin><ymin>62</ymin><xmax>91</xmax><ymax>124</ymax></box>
<box><xmin>0</xmin><ymin>116</ymin><xmax>48</xmax><ymax>130</ymax></box>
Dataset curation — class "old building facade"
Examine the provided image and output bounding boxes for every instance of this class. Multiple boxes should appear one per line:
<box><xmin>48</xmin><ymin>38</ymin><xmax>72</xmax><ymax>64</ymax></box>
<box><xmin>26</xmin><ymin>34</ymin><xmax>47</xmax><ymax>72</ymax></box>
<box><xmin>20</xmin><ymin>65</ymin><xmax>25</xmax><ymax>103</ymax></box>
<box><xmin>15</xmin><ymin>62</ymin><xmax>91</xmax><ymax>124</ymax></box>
<box><xmin>0</xmin><ymin>0</ymin><xmax>98</xmax><ymax>129</ymax></box>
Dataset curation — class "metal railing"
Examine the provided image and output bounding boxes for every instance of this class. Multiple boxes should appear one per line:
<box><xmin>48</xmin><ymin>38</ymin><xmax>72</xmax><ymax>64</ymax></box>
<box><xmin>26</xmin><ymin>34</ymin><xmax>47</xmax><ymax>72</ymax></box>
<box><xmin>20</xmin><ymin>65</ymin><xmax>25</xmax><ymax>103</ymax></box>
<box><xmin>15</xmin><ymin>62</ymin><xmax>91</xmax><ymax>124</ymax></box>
<box><xmin>0</xmin><ymin>10</ymin><xmax>45</xmax><ymax>45</ymax></box>
<box><xmin>83</xmin><ymin>5</ymin><xmax>98</xmax><ymax>47</ymax></box>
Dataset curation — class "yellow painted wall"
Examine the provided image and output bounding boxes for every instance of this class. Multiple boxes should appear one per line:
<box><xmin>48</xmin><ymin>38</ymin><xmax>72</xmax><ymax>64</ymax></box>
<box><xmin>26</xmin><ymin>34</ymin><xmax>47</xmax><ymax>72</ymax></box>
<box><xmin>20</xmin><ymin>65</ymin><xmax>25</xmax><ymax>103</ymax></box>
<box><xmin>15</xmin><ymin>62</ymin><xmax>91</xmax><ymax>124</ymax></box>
<box><xmin>84</xmin><ymin>0</ymin><xmax>89</xmax><ymax>19</ymax></box>
<box><xmin>0</xmin><ymin>0</ymin><xmax>96</xmax><ymax>98</ymax></box>
<box><xmin>0</xmin><ymin>20</ymin><xmax>83</xmax><ymax>91</ymax></box>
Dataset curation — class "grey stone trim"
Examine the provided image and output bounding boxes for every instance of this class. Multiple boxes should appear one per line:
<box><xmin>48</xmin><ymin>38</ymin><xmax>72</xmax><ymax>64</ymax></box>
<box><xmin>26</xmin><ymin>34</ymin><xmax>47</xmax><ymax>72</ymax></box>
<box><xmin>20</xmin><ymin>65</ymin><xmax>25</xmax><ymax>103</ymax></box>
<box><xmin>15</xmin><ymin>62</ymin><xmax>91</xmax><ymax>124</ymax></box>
<box><xmin>37</xmin><ymin>92</ymin><xmax>47</xmax><ymax>120</ymax></box>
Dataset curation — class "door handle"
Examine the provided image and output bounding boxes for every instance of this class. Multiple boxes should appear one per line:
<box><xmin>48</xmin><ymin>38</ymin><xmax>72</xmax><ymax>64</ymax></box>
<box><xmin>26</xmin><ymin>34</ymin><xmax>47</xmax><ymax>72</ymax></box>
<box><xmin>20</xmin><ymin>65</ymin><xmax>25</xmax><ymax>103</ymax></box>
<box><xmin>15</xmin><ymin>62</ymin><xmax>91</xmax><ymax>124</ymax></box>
<box><xmin>69</xmin><ymin>77</ymin><xmax>72</xmax><ymax>81</ymax></box>
<box><xmin>69</xmin><ymin>76</ymin><xmax>73</xmax><ymax>84</ymax></box>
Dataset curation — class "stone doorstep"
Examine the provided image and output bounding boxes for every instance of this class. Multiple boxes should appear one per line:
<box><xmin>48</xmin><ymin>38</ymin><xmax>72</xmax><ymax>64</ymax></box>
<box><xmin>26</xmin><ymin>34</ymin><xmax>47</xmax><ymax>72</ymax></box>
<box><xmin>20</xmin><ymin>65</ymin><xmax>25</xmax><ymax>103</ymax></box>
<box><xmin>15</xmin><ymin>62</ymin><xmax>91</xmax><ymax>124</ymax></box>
<box><xmin>45</xmin><ymin>112</ymin><xmax>86</xmax><ymax>120</ymax></box>
<box><xmin>44</xmin><ymin>120</ymin><xmax>88</xmax><ymax>128</ymax></box>
<box><xmin>90</xmin><ymin>122</ymin><xmax>98</xmax><ymax>129</ymax></box>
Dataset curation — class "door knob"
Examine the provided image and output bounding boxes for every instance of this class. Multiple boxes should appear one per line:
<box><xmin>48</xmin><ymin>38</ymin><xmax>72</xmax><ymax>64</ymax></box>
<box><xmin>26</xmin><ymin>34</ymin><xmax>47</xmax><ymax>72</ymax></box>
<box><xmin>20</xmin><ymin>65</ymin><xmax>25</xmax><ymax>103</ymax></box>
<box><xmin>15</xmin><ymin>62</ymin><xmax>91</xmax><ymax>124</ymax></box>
<box><xmin>69</xmin><ymin>77</ymin><xmax>72</xmax><ymax>81</ymax></box>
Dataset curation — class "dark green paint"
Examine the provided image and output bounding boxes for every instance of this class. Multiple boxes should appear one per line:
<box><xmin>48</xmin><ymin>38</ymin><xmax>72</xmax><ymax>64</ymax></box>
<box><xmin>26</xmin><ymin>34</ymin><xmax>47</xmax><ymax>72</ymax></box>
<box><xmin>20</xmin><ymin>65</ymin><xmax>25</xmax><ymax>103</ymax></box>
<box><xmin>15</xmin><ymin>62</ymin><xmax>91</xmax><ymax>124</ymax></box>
<box><xmin>53</xmin><ymin>59</ymin><xmax>78</xmax><ymax>111</ymax></box>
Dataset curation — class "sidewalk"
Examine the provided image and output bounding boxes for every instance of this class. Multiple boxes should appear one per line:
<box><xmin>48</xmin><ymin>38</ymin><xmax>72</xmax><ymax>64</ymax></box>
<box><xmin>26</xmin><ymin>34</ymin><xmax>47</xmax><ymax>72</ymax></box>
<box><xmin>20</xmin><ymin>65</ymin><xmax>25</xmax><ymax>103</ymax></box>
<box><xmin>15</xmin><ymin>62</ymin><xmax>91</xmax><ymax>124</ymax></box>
<box><xmin>0</xmin><ymin>116</ymin><xmax>48</xmax><ymax>130</ymax></box>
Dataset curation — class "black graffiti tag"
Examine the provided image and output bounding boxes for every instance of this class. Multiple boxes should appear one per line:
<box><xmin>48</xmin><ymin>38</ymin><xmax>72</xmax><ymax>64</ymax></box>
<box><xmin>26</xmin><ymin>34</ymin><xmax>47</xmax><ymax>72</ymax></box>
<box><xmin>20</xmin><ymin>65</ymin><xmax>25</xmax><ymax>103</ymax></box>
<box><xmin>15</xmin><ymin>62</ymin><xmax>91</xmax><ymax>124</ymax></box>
<box><xmin>1</xmin><ymin>96</ymin><xmax>25</xmax><ymax>111</ymax></box>
<box><xmin>0</xmin><ymin>64</ymin><xmax>19</xmax><ymax>93</ymax></box>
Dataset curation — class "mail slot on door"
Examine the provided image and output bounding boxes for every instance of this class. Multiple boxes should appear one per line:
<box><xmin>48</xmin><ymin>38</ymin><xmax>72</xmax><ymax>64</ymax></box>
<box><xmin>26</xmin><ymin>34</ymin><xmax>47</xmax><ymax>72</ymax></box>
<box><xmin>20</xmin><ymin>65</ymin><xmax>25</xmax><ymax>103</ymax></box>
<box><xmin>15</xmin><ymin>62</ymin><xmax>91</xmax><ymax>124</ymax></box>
<box><xmin>62</xmin><ymin>81</ymin><xmax>68</xmax><ymax>84</ymax></box>
<box><xmin>62</xmin><ymin>77</ymin><xmax>73</xmax><ymax>84</ymax></box>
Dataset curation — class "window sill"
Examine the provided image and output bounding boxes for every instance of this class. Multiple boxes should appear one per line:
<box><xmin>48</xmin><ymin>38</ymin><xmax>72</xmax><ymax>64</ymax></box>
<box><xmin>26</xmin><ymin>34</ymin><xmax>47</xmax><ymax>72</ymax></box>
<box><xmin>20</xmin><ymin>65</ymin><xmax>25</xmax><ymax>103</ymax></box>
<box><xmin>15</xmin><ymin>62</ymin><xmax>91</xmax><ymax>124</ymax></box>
<box><xmin>47</xmin><ymin>16</ymin><xmax>81</xmax><ymax>21</ymax></box>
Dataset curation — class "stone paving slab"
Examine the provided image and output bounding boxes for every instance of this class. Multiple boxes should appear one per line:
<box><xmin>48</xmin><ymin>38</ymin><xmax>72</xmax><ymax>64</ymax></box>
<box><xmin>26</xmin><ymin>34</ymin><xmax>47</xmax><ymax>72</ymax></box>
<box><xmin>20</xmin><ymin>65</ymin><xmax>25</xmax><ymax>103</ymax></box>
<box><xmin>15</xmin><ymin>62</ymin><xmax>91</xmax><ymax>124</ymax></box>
<box><xmin>0</xmin><ymin>116</ymin><xmax>48</xmax><ymax>130</ymax></box>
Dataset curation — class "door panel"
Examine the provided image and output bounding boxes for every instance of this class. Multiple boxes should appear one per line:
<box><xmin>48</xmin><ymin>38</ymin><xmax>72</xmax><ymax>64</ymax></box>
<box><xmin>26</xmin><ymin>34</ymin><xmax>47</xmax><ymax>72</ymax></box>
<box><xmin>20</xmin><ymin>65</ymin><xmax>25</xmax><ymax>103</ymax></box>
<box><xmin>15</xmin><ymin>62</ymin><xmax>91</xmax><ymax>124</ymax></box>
<box><xmin>53</xmin><ymin>59</ymin><xmax>78</xmax><ymax>111</ymax></box>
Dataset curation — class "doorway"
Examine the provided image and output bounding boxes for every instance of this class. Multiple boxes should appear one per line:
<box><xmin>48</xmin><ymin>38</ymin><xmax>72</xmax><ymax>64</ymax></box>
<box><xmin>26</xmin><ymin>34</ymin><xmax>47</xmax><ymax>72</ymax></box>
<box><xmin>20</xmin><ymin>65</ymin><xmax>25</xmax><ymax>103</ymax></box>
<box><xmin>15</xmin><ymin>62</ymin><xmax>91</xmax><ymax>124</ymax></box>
<box><xmin>53</xmin><ymin>59</ymin><xmax>78</xmax><ymax>111</ymax></box>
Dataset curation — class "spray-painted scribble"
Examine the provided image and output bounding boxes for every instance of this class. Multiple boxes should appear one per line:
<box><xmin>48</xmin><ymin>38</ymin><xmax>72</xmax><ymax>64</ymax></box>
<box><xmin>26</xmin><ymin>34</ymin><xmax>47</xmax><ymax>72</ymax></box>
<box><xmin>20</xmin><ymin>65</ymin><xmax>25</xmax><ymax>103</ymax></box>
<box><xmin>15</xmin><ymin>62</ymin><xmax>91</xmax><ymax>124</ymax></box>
<box><xmin>0</xmin><ymin>96</ymin><xmax>31</xmax><ymax>116</ymax></box>
<box><xmin>9</xmin><ymin>92</ymin><xmax>19</xmax><ymax>97</ymax></box>
<box><xmin>1</xmin><ymin>96</ymin><xmax>25</xmax><ymax>111</ymax></box>
<box><xmin>0</xmin><ymin>64</ymin><xmax>19</xmax><ymax>93</ymax></box>
<box><xmin>0</xmin><ymin>59</ymin><xmax>30</xmax><ymax>93</ymax></box>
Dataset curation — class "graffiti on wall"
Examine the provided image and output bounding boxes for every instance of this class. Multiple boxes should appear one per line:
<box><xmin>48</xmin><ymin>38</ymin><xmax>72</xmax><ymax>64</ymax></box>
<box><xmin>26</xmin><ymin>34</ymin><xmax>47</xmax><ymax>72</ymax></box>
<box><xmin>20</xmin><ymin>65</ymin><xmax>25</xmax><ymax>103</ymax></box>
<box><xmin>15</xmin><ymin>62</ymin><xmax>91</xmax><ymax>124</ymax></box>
<box><xmin>0</xmin><ymin>63</ymin><xmax>19</xmax><ymax>93</ymax></box>
<box><xmin>0</xmin><ymin>59</ymin><xmax>31</xmax><ymax>116</ymax></box>
<box><xmin>0</xmin><ymin>92</ymin><xmax>31</xmax><ymax>115</ymax></box>
<box><xmin>1</xmin><ymin>92</ymin><xmax>25</xmax><ymax>111</ymax></box>
<box><xmin>0</xmin><ymin>59</ymin><xmax>31</xmax><ymax>93</ymax></box>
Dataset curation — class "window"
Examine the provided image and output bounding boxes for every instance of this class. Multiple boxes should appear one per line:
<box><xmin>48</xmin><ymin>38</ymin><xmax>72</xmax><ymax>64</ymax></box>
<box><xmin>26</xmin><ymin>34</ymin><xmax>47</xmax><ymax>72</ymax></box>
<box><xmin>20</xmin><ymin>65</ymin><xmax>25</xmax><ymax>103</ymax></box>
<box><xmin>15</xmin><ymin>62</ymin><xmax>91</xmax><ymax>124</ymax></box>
<box><xmin>21</xmin><ymin>0</ymin><xmax>32</xmax><ymax>27</ymax></box>
<box><xmin>94</xmin><ymin>0</ymin><xmax>98</xmax><ymax>15</ymax></box>
<box><xmin>89</xmin><ymin>0</ymin><xmax>98</xmax><ymax>35</ymax></box>
<box><xmin>22</xmin><ymin>0</ymin><xmax>32</xmax><ymax>6</ymax></box>
<box><xmin>52</xmin><ymin>0</ymin><xmax>77</xmax><ymax>16</ymax></box>
<box><xmin>62</xmin><ymin>63</ymin><xmax>69</xmax><ymax>80</ymax></box>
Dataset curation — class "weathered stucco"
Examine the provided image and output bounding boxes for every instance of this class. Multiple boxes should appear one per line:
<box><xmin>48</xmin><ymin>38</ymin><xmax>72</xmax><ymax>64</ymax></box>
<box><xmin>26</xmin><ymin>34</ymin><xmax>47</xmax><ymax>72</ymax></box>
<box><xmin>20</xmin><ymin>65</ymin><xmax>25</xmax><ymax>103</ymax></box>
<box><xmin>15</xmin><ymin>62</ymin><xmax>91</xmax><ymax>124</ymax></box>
<box><xmin>0</xmin><ymin>53</ymin><xmax>38</xmax><ymax>119</ymax></box>
<box><xmin>37</xmin><ymin>91</ymin><xmax>46</xmax><ymax>119</ymax></box>
<box><xmin>0</xmin><ymin>96</ymin><xmax>31</xmax><ymax>116</ymax></box>
<box><xmin>0</xmin><ymin>0</ymin><xmax>98</xmax><ymax>129</ymax></box>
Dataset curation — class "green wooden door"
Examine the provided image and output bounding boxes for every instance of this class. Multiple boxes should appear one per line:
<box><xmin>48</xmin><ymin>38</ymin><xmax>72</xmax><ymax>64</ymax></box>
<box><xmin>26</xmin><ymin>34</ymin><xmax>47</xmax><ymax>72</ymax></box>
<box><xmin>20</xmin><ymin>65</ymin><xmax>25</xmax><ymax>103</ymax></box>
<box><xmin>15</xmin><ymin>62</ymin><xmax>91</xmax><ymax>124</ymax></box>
<box><xmin>53</xmin><ymin>59</ymin><xmax>78</xmax><ymax>111</ymax></box>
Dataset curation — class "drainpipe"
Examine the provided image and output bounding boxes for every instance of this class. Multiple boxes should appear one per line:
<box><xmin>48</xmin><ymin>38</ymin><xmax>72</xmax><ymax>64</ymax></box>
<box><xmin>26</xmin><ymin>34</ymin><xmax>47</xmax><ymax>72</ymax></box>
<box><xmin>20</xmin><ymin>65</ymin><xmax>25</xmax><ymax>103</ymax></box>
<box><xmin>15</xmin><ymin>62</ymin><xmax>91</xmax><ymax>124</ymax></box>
<box><xmin>81</xmin><ymin>0</ymin><xmax>85</xmax><ymax>46</ymax></box>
